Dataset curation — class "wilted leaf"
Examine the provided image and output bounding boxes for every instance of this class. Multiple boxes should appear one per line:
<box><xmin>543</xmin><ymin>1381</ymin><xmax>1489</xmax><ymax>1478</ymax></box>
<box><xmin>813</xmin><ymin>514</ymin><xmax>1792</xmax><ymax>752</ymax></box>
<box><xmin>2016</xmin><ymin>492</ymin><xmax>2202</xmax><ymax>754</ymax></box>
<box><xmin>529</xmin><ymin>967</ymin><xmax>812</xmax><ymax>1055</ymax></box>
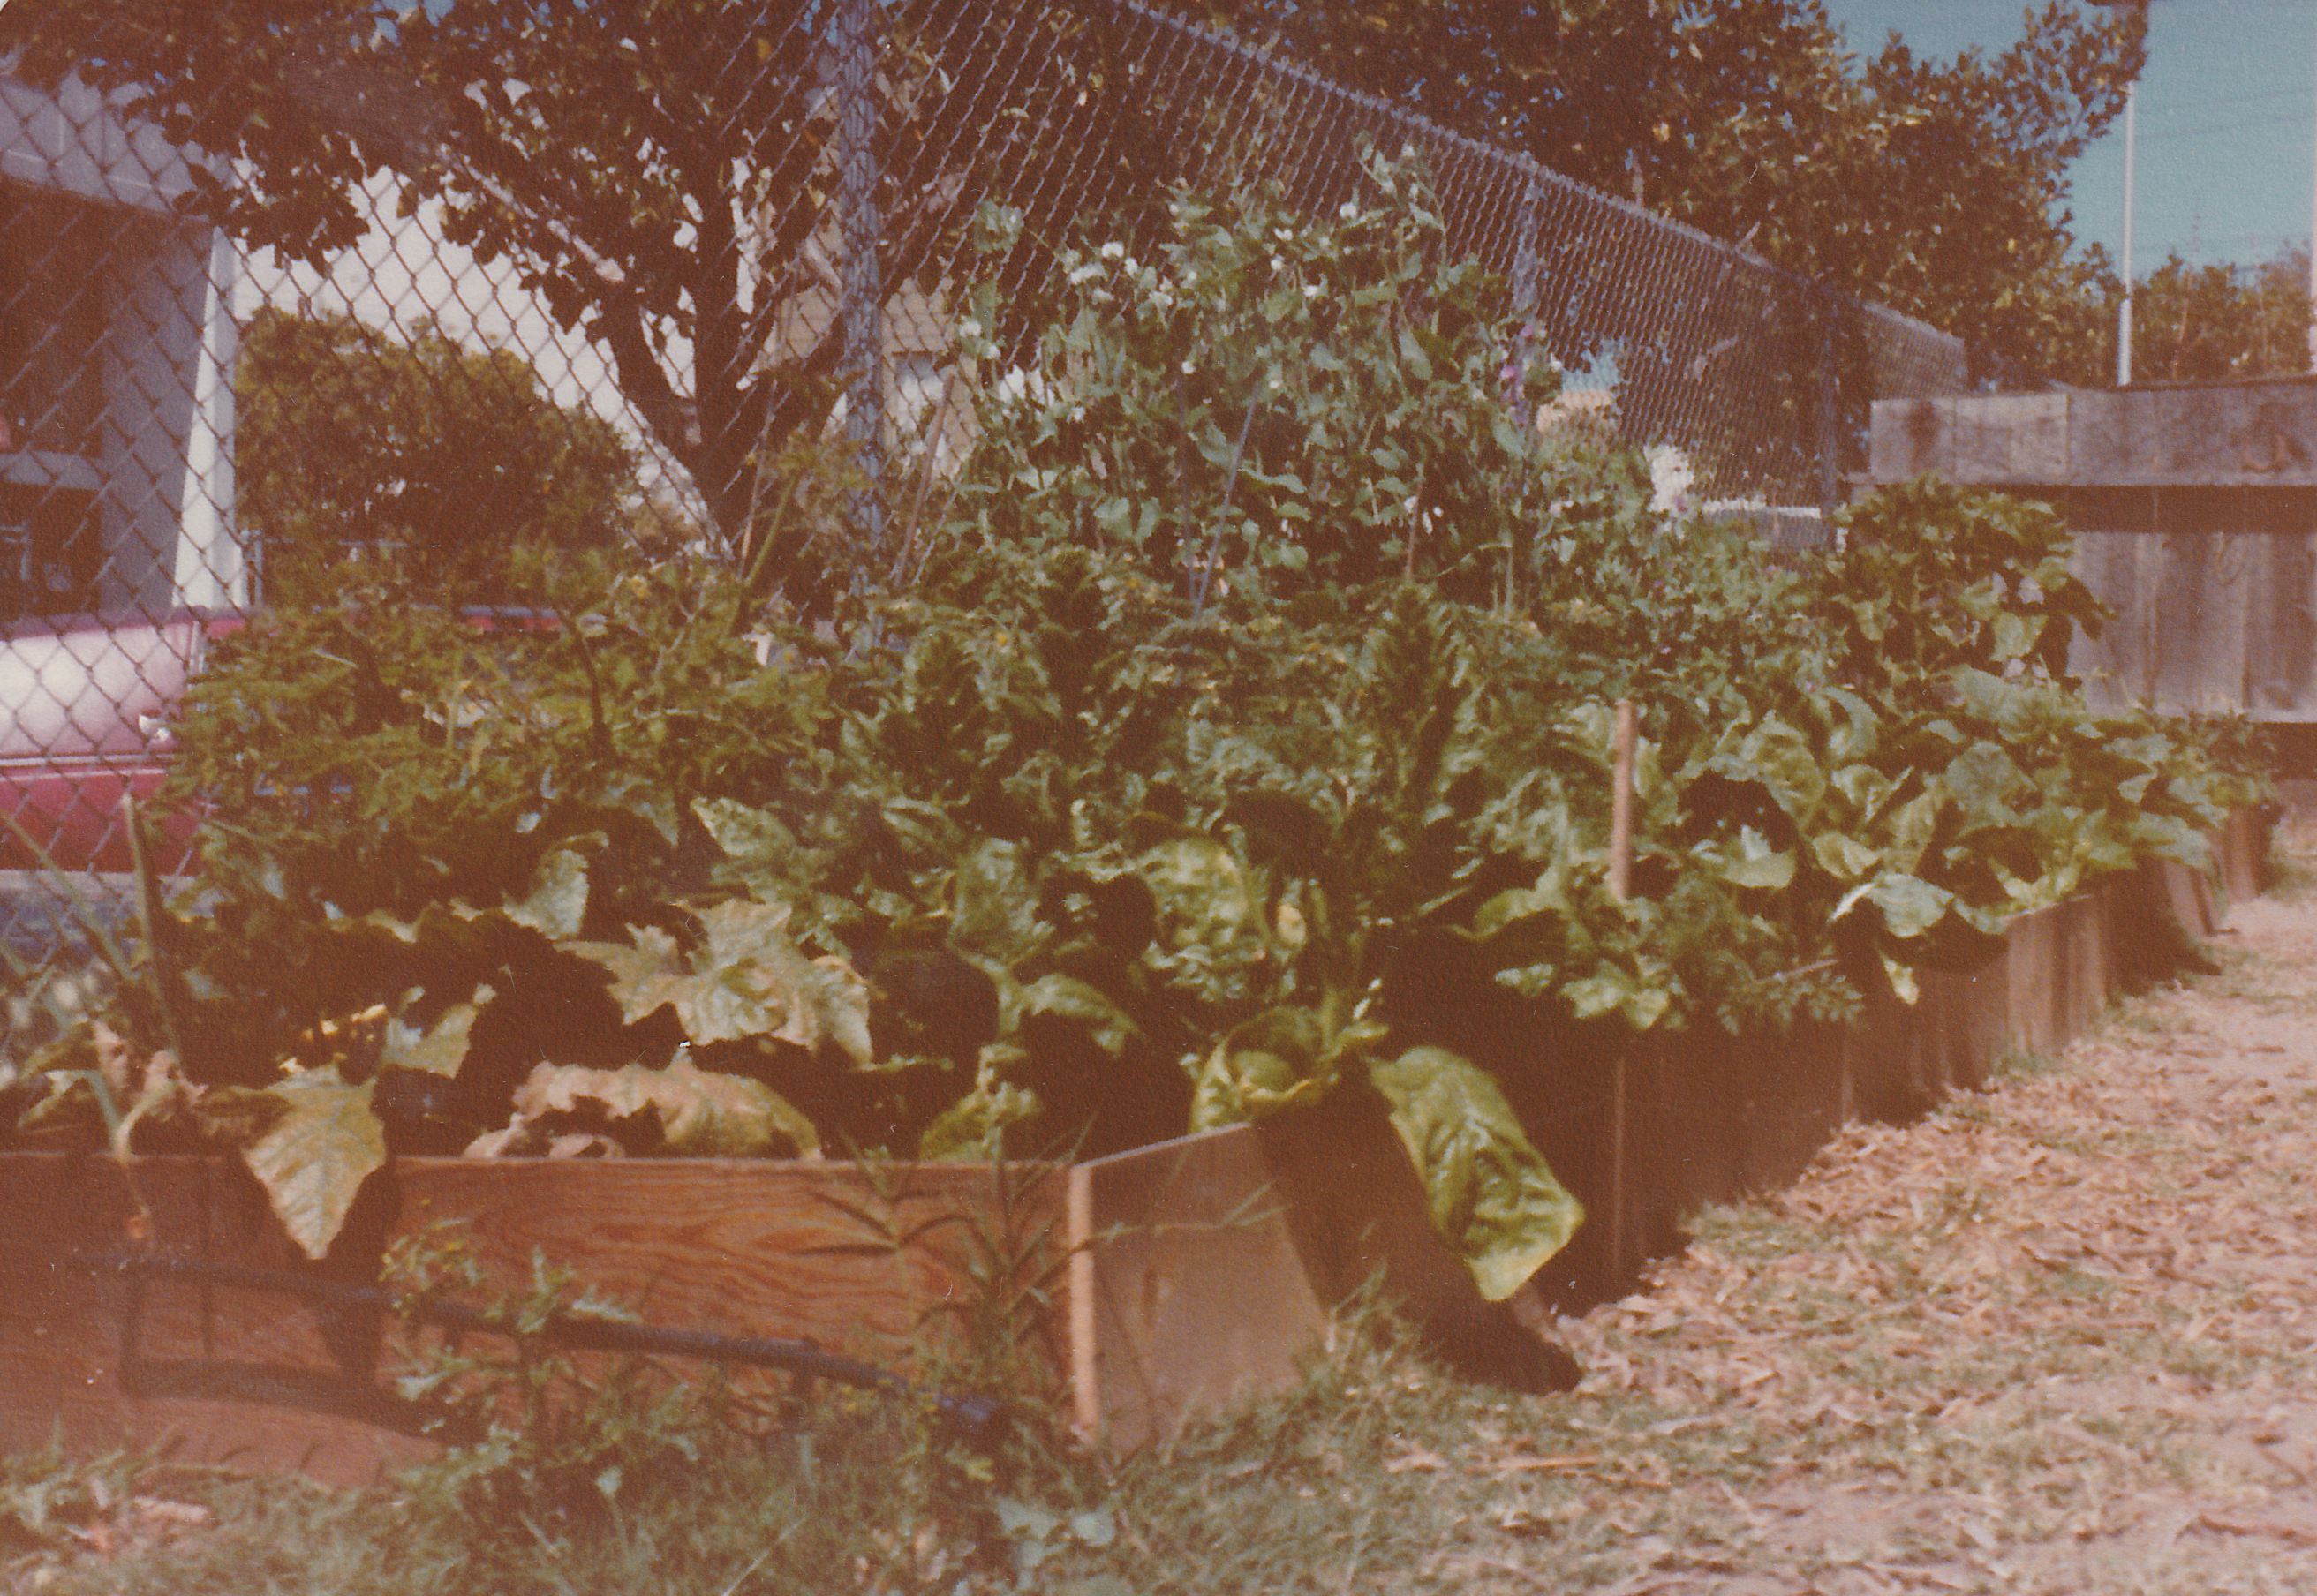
<box><xmin>512</xmin><ymin>1058</ymin><xmax>819</xmax><ymax>1158</ymax></box>
<box><xmin>241</xmin><ymin>1069</ymin><xmax>387</xmax><ymax>1261</ymax></box>
<box><xmin>567</xmin><ymin>900</ymin><xmax>855</xmax><ymax>1052</ymax></box>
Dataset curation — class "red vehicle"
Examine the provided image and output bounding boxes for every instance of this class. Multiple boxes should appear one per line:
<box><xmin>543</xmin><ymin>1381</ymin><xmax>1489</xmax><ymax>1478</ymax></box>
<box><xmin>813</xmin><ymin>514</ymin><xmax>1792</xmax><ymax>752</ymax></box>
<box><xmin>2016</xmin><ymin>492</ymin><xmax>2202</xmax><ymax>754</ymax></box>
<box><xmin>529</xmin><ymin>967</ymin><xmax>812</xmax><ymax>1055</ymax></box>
<box><xmin>0</xmin><ymin>608</ymin><xmax>241</xmax><ymax>877</ymax></box>
<box><xmin>0</xmin><ymin>605</ymin><xmax>556</xmax><ymax>882</ymax></box>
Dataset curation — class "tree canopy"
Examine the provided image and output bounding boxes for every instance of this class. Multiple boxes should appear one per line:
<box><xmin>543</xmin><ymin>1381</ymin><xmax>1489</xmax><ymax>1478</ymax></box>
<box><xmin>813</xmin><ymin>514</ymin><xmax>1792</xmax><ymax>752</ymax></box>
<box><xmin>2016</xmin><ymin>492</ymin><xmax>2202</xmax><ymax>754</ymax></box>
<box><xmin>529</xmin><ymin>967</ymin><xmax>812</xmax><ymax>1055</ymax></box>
<box><xmin>1</xmin><ymin>0</ymin><xmax>1033</xmax><ymax>576</ymax></box>
<box><xmin>1174</xmin><ymin>0</ymin><xmax>2145</xmax><ymax>375</ymax></box>
<box><xmin>2117</xmin><ymin>251</ymin><xmax>2311</xmax><ymax>387</ymax></box>
<box><xmin>235</xmin><ymin>306</ymin><xmax>638</xmax><ymax>603</ymax></box>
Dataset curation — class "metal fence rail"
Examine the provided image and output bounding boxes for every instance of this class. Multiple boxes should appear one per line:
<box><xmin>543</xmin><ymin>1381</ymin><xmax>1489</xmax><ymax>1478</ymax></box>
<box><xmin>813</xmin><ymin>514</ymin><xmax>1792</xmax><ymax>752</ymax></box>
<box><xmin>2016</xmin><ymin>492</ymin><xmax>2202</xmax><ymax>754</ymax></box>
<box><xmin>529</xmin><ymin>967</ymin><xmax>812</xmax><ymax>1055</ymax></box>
<box><xmin>0</xmin><ymin>0</ymin><xmax>1978</xmax><ymax>989</ymax></box>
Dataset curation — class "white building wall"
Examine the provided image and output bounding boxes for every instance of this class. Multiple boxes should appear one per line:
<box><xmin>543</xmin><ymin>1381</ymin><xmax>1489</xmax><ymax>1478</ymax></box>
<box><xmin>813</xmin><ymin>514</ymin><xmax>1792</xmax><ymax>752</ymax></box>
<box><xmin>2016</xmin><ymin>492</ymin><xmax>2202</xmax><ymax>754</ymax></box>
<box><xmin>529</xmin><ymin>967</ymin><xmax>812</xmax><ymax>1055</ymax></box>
<box><xmin>0</xmin><ymin>69</ymin><xmax>240</xmax><ymax>613</ymax></box>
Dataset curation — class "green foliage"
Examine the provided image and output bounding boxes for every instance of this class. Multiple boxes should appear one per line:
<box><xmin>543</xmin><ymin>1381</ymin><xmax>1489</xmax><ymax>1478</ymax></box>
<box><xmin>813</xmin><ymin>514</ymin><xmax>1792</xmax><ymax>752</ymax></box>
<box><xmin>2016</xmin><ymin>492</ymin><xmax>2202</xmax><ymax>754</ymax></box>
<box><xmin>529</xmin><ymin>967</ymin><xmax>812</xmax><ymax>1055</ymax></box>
<box><xmin>2082</xmin><ymin>248</ymin><xmax>2313</xmax><ymax>388</ymax></box>
<box><xmin>237</xmin><ymin>308</ymin><xmax>639</xmax><ymax>604</ymax></box>
<box><xmin>381</xmin><ymin>1229</ymin><xmax>708</xmax><ymax>1538</ymax></box>
<box><xmin>0</xmin><ymin>156</ymin><xmax>2274</xmax><ymax>1304</ymax></box>
<box><xmin>950</xmin><ymin>164</ymin><xmax>1566</xmax><ymax>605</ymax></box>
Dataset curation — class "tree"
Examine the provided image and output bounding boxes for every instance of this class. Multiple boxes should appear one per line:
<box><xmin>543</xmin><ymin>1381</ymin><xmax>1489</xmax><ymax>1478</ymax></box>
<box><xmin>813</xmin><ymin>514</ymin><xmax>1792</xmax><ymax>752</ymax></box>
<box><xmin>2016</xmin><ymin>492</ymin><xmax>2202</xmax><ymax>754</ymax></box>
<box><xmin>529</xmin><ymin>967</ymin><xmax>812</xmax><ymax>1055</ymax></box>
<box><xmin>0</xmin><ymin>0</ymin><xmax>1195</xmax><ymax>601</ymax></box>
<box><xmin>1169</xmin><ymin>0</ymin><xmax>2144</xmax><ymax>375</ymax></box>
<box><xmin>234</xmin><ymin>306</ymin><xmax>640</xmax><ymax>602</ymax></box>
<box><xmin>2122</xmin><ymin>251</ymin><xmax>2311</xmax><ymax>386</ymax></box>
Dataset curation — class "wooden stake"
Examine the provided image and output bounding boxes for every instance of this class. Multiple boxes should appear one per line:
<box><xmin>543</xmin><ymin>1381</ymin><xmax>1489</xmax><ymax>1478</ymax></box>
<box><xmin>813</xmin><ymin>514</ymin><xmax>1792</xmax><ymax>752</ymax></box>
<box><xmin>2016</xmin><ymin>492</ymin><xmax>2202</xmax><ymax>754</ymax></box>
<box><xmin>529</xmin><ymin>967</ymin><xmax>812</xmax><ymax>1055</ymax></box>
<box><xmin>1609</xmin><ymin>698</ymin><xmax>1637</xmax><ymax>901</ymax></box>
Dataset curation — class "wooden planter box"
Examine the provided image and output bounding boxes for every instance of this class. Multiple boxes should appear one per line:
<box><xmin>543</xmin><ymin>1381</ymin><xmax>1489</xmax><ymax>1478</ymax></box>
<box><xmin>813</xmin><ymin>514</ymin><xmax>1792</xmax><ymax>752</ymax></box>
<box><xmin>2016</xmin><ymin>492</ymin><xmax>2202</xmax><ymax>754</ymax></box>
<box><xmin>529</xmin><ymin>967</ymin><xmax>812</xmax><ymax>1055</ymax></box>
<box><xmin>0</xmin><ymin>821</ymin><xmax>2270</xmax><ymax>1479</ymax></box>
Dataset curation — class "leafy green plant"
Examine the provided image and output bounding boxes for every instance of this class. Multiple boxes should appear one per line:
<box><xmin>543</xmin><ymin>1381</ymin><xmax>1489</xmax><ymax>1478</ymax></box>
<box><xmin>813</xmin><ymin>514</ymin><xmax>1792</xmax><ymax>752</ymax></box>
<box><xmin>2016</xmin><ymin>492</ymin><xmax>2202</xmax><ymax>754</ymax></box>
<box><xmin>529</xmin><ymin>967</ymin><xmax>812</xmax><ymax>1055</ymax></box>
<box><xmin>381</xmin><ymin>1226</ymin><xmax>710</xmax><ymax>1539</ymax></box>
<box><xmin>0</xmin><ymin>149</ymin><xmax>2274</xmax><ymax>1313</ymax></box>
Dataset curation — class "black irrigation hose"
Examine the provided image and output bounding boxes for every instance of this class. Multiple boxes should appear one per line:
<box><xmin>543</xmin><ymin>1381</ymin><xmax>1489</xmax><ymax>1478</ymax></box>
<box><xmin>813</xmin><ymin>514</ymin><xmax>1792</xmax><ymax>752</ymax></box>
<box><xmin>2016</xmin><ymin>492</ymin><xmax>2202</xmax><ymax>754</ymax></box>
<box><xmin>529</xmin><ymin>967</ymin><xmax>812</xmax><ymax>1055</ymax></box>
<box><xmin>74</xmin><ymin>1250</ymin><xmax>1008</xmax><ymax>1442</ymax></box>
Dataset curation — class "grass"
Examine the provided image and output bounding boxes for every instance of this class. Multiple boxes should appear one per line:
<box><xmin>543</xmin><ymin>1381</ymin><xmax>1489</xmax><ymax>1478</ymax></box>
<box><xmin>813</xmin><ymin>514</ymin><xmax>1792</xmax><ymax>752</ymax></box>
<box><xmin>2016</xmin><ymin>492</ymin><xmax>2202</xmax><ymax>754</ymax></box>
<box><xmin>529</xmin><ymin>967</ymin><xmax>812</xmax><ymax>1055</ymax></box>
<box><xmin>0</xmin><ymin>1308</ymin><xmax>1773</xmax><ymax>1596</ymax></box>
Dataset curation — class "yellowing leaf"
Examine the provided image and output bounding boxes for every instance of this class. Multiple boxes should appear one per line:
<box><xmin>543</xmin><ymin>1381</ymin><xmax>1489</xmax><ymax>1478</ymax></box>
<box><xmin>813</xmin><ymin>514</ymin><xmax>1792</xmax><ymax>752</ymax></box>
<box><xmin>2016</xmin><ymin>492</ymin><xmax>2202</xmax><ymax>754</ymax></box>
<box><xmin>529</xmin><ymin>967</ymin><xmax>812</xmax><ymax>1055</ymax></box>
<box><xmin>381</xmin><ymin>999</ymin><xmax>483</xmax><ymax>1078</ymax></box>
<box><xmin>567</xmin><ymin>900</ymin><xmax>864</xmax><ymax>1054</ymax></box>
<box><xmin>508</xmin><ymin>848</ymin><xmax>589</xmax><ymax>939</ymax></box>
<box><xmin>1811</xmin><ymin>832</ymin><xmax>1883</xmax><ymax>884</ymax></box>
<box><xmin>241</xmin><ymin>1069</ymin><xmax>387</xmax><ymax>1261</ymax></box>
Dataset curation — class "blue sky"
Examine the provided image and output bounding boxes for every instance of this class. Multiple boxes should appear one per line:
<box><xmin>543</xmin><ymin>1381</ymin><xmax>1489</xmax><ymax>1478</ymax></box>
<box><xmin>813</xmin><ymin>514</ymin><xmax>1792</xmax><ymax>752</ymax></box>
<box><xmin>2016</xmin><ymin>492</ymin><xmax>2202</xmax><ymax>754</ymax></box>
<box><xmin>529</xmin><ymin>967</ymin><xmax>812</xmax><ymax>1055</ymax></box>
<box><xmin>1823</xmin><ymin>0</ymin><xmax>2317</xmax><ymax>270</ymax></box>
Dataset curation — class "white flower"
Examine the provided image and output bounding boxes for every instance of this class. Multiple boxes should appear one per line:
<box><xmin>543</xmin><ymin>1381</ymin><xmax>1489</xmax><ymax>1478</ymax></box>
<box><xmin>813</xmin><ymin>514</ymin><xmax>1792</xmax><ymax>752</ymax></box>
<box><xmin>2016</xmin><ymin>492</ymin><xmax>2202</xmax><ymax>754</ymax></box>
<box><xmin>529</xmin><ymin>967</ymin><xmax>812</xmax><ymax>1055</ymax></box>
<box><xmin>1645</xmin><ymin>445</ymin><xmax>1695</xmax><ymax>516</ymax></box>
<box><xmin>1270</xmin><ymin>255</ymin><xmax>1287</xmax><ymax>273</ymax></box>
<box><xmin>1302</xmin><ymin>284</ymin><xmax>1322</xmax><ymax>300</ymax></box>
<box><xmin>957</xmin><ymin>318</ymin><xmax>983</xmax><ymax>340</ymax></box>
<box><xmin>1273</xmin><ymin>227</ymin><xmax>1295</xmax><ymax>243</ymax></box>
<box><xmin>1100</xmin><ymin>241</ymin><xmax>1126</xmax><ymax>260</ymax></box>
<box><xmin>1339</xmin><ymin>200</ymin><xmax>1360</xmax><ymax>221</ymax></box>
<box><xmin>994</xmin><ymin>368</ymin><xmax>1048</xmax><ymax>407</ymax></box>
<box><xmin>1181</xmin><ymin>359</ymin><xmax>1196</xmax><ymax>374</ymax></box>
<box><xmin>1068</xmin><ymin>262</ymin><xmax>1104</xmax><ymax>285</ymax></box>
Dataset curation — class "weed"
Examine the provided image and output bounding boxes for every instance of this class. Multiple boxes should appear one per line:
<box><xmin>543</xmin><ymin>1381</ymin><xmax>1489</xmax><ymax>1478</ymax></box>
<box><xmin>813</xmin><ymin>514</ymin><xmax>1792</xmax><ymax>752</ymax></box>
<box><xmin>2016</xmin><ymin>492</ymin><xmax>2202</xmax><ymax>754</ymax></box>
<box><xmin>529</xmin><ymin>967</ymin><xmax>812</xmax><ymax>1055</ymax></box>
<box><xmin>1988</xmin><ymin>1046</ymin><xmax>2059</xmax><ymax>1082</ymax></box>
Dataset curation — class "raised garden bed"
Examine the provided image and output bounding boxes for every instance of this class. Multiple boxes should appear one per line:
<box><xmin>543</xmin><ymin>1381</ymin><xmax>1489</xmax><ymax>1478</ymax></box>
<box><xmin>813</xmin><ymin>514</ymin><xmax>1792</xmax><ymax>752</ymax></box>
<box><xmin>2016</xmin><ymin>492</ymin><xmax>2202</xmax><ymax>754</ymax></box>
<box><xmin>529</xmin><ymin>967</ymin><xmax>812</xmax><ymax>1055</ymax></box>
<box><xmin>0</xmin><ymin>818</ymin><xmax>2270</xmax><ymax>1479</ymax></box>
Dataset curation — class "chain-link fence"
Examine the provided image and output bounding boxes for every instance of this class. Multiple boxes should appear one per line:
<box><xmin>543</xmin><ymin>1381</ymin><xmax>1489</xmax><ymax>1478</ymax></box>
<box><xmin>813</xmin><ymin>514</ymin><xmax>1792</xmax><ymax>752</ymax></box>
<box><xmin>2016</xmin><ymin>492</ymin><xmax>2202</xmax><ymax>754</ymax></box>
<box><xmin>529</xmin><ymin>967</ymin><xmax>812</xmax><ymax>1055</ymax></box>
<box><xmin>0</xmin><ymin>0</ymin><xmax>1981</xmax><ymax>967</ymax></box>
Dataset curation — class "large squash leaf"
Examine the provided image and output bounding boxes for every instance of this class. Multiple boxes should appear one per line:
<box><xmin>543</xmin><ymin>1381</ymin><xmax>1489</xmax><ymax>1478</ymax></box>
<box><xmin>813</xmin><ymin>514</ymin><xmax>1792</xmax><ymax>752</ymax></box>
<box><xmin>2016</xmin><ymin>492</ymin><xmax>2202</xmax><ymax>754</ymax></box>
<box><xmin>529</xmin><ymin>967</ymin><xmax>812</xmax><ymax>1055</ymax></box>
<box><xmin>567</xmin><ymin>900</ymin><xmax>871</xmax><ymax>1062</ymax></box>
<box><xmin>241</xmin><ymin>1068</ymin><xmax>387</xmax><ymax>1261</ymax></box>
<box><xmin>381</xmin><ymin>998</ymin><xmax>483</xmax><ymax>1078</ymax></box>
<box><xmin>1367</xmin><ymin>1046</ymin><xmax>1583</xmax><ymax>1301</ymax></box>
<box><xmin>506</xmin><ymin>847</ymin><xmax>590</xmax><ymax>940</ymax></box>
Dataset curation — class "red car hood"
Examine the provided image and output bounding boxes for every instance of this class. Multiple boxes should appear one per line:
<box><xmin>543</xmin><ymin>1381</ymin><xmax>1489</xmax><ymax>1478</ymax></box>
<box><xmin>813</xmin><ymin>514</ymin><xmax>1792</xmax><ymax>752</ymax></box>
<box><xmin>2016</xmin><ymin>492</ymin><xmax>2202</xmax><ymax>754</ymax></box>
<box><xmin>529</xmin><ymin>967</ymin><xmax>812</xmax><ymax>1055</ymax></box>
<box><xmin>0</xmin><ymin>609</ymin><xmax>230</xmax><ymax>764</ymax></box>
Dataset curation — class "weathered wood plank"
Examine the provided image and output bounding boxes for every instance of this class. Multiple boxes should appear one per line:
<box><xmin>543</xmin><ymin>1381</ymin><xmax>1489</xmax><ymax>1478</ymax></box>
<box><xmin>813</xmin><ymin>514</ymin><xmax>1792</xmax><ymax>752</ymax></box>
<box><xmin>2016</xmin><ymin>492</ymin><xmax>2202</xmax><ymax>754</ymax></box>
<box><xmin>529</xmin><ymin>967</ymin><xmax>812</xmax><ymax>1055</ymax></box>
<box><xmin>1868</xmin><ymin>396</ymin><xmax>1951</xmax><ymax>480</ymax></box>
<box><xmin>2154</xmin><ymin>531</ymin><xmax>2220</xmax><ymax>711</ymax></box>
<box><xmin>1870</xmin><ymin>386</ymin><xmax>2317</xmax><ymax>490</ymax></box>
<box><xmin>1071</xmin><ymin>1125</ymin><xmax>1325</xmax><ymax>1453</ymax></box>
<box><xmin>0</xmin><ymin>1154</ymin><xmax>1068</xmax><ymax>1484</ymax></box>
<box><xmin>1950</xmin><ymin>394</ymin><xmax>2068</xmax><ymax>485</ymax></box>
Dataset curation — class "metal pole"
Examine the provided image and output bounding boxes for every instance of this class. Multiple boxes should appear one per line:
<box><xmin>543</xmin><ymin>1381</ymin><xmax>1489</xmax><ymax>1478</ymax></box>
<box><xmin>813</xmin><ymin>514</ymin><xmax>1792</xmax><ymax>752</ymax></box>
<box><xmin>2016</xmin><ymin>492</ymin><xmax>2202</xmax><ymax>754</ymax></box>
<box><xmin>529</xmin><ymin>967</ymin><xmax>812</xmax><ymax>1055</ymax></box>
<box><xmin>835</xmin><ymin>0</ymin><xmax>887</xmax><ymax>557</ymax></box>
<box><xmin>2119</xmin><ymin>74</ymin><xmax>2138</xmax><ymax>388</ymax></box>
<box><xmin>2307</xmin><ymin>3</ymin><xmax>2317</xmax><ymax>372</ymax></box>
<box><xmin>1816</xmin><ymin>296</ymin><xmax>1842</xmax><ymax>523</ymax></box>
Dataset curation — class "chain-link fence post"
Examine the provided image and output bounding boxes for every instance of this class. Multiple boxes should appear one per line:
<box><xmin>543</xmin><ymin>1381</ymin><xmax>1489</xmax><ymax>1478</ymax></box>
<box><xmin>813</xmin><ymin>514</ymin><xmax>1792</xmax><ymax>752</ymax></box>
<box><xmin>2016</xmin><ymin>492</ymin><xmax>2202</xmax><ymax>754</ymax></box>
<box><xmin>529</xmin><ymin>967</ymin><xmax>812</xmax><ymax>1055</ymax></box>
<box><xmin>835</xmin><ymin>0</ymin><xmax>888</xmax><ymax>559</ymax></box>
<box><xmin>1816</xmin><ymin>291</ymin><xmax>1843</xmax><ymax>524</ymax></box>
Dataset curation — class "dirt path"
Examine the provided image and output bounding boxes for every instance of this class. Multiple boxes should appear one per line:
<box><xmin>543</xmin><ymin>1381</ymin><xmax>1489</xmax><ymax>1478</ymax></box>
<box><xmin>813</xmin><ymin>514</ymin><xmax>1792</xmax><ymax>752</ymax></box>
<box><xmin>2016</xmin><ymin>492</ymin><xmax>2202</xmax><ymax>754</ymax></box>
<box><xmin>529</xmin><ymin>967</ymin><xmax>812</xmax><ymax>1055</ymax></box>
<box><xmin>1538</xmin><ymin>821</ymin><xmax>2317</xmax><ymax>1594</ymax></box>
